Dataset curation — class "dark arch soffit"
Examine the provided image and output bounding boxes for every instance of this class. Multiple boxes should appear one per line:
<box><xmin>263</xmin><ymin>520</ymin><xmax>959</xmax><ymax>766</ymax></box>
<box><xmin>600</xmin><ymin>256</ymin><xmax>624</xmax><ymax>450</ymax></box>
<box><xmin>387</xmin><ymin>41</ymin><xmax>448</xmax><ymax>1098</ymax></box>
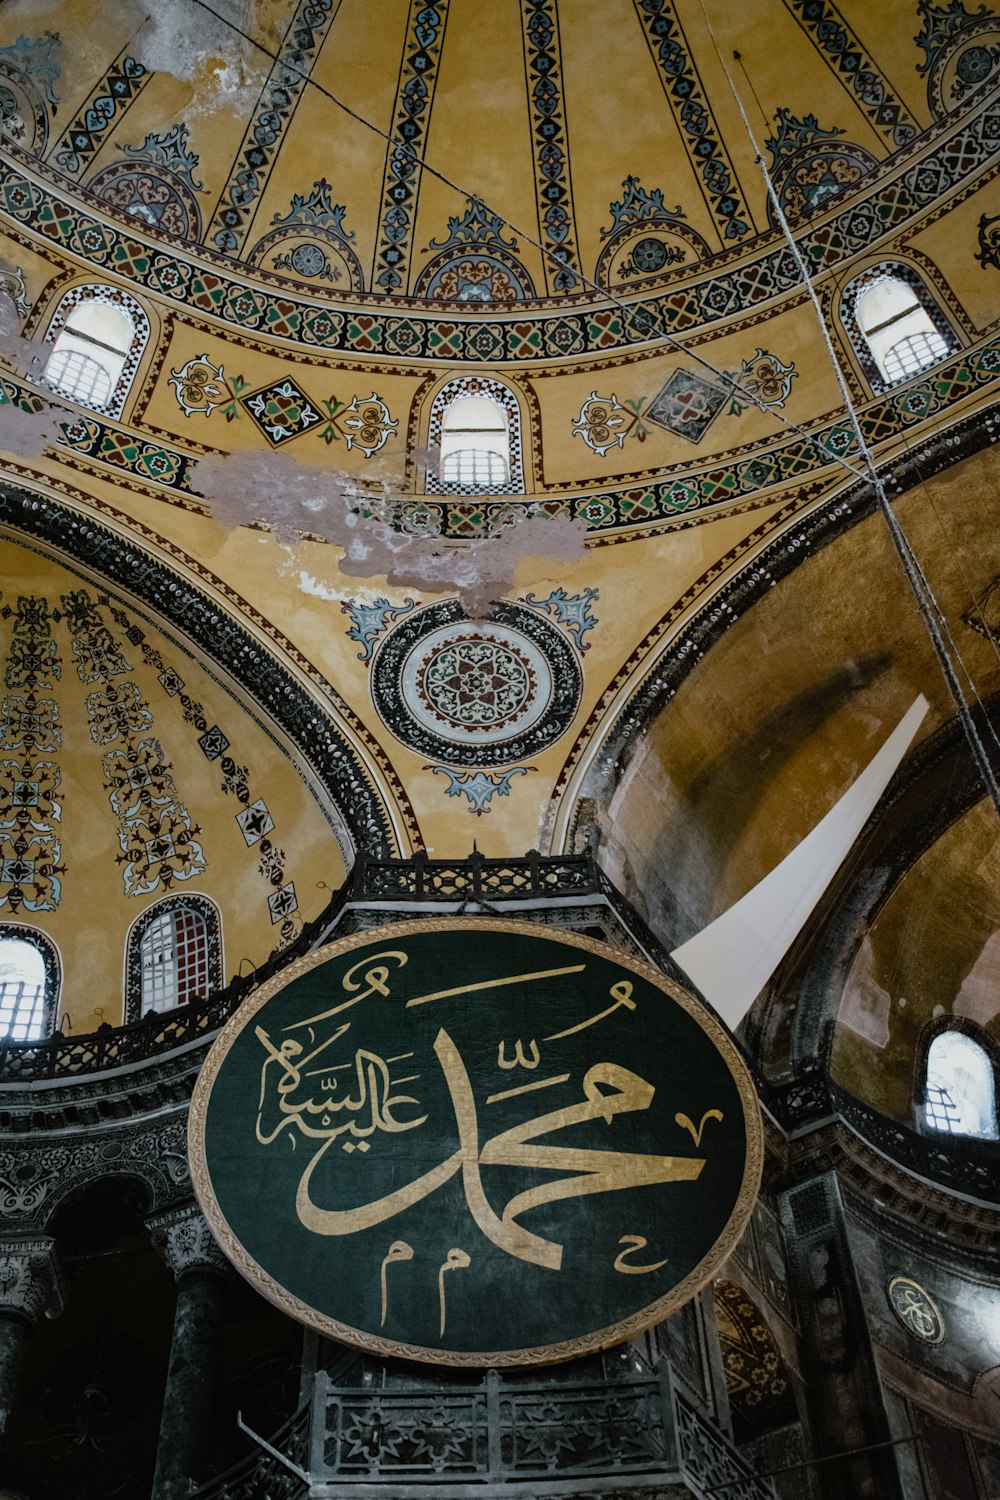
<box><xmin>570</xmin><ymin>405</ymin><xmax>998</xmax><ymax>817</ymax></box>
<box><xmin>0</xmin><ymin>482</ymin><xmax>396</xmax><ymax>856</ymax></box>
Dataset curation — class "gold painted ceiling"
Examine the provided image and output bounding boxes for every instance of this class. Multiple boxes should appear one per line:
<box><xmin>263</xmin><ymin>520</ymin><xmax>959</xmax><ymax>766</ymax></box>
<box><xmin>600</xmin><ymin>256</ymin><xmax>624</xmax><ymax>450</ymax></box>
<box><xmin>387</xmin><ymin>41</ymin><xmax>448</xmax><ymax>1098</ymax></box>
<box><xmin>0</xmin><ymin>0</ymin><xmax>997</xmax><ymax>1127</ymax></box>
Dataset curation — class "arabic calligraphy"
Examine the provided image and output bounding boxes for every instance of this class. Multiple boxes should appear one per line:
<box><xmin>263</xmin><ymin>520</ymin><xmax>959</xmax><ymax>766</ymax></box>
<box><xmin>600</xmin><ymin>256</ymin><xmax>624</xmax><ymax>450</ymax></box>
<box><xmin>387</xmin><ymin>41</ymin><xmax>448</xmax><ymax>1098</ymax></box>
<box><xmin>194</xmin><ymin>918</ymin><xmax>760</xmax><ymax>1365</ymax></box>
<box><xmin>380</xmin><ymin>1240</ymin><xmax>413</xmax><ymax>1326</ymax></box>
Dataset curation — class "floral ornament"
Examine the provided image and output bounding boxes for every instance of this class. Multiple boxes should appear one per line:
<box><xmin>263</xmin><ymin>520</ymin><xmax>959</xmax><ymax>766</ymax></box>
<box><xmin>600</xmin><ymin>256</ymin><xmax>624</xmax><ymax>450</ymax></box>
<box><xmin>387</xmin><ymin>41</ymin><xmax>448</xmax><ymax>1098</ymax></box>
<box><xmin>339</xmin><ymin>394</ymin><xmax>398</xmax><ymax>457</ymax></box>
<box><xmin>168</xmin><ymin>356</ymin><xmax>247</xmax><ymax>420</ymax></box>
<box><xmin>572</xmin><ymin>392</ymin><xmax>636</xmax><ymax>457</ymax></box>
<box><xmin>522</xmin><ymin>587</ymin><xmax>599</xmax><ymax>653</ymax></box>
<box><xmin>428</xmin><ymin>765</ymin><xmax>535</xmax><ymax>815</ymax></box>
<box><xmin>728</xmin><ymin>350</ymin><xmax>797</xmax><ymax>415</ymax></box>
<box><xmin>342</xmin><ymin>597</ymin><xmax>416</xmax><ymax>662</ymax></box>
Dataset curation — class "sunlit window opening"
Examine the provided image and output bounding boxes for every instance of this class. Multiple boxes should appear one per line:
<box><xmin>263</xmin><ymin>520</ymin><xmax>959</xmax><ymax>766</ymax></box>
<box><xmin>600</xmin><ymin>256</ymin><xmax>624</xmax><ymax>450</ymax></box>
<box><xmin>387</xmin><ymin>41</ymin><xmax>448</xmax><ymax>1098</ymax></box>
<box><xmin>440</xmin><ymin>394</ymin><xmax>510</xmax><ymax>487</ymax></box>
<box><xmin>0</xmin><ymin>936</ymin><xmax>50</xmax><ymax>1042</ymax></box>
<box><xmin>140</xmin><ymin>906</ymin><xmax>211</xmax><ymax>1016</ymax></box>
<box><xmin>44</xmin><ymin>299</ymin><xmax>134</xmax><ymax>411</ymax></box>
<box><xmin>855</xmin><ymin>276</ymin><xmax>948</xmax><ymax>384</ymax></box>
<box><xmin>924</xmin><ymin>1030</ymin><xmax>998</xmax><ymax>1139</ymax></box>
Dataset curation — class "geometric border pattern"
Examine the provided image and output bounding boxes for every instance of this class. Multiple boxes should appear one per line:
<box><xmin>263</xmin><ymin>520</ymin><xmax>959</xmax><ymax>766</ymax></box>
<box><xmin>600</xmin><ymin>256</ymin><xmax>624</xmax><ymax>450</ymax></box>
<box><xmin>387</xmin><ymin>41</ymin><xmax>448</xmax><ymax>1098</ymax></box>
<box><xmin>2</xmin><ymin>92</ymin><xmax>997</xmax><ymax>360</ymax></box>
<box><xmin>3</xmin><ymin>343</ymin><xmax>998</xmax><ymax>540</ymax></box>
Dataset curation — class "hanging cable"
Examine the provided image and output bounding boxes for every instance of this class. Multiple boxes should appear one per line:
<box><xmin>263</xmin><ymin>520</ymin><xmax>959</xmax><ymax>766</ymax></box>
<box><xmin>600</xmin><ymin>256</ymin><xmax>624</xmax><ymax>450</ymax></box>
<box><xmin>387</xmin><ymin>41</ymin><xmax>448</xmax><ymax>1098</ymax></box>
<box><xmin>181</xmin><ymin>0</ymin><xmax>1000</xmax><ymax>807</ymax></box>
<box><xmin>695</xmin><ymin>2</ymin><xmax>1000</xmax><ymax>815</ymax></box>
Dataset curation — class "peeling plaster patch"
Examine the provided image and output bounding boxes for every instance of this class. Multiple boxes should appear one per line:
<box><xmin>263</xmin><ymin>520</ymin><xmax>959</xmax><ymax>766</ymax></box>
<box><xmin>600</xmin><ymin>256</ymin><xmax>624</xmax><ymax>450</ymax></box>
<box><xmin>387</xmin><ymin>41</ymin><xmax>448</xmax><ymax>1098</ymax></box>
<box><xmin>124</xmin><ymin>0</ymin><xmax>265</xmax><ymax>115</ymax></box>
<box><xmin>0</xmin><ymin>400</ymin><xmax>63</xmax><ymax>459</ymax></box>
<box><xmin>839</xmin><ymin>935</ymin><xmax>891</xmax><ymax>1048</ymax></box>
<box><xmin>0</xmin><ymin>289</ymin><xmax>47</xmax><ymax>383</ymax></box>
<box><xmin>954</xmin><ymin>928</ymin><xmax>1000</xmax><ymax>1027</ymax></box>
<box><xmin>191</xmin><ymin>451</ymin><xmax>586</xmax><ymax>617</ymax></box>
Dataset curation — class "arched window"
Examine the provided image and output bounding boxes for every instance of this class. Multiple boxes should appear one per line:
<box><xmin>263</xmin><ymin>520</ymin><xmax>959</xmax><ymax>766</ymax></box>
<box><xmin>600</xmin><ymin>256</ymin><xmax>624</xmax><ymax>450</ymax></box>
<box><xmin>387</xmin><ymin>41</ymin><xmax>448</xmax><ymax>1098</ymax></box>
<box><xmin>0</xmin><ymin>925</ymin><xmax>58</xmax><ymax>1042</ymax></box>
<box><xmin>923</xmin><ymin>1030</ymin><xmax>998</xmax><ymax>1139</ymax></box>
<box><xmin>440</xmin><ymin>395</ymin><xmax>509</xmax><ymax>487</ymax></box>
<box><xmin>125</xmin><ymin>896</ymin><xmax>222</xmax><ymax>1022</ymax></box>
<box><xmin>844</xmin><ymin>267</ymin><xmax>955</xmax><ymax>389</ymax></box>
<box><xmin>42</xmin><ymin>286</ymin><xmax>150</xmax><ymax>418</ymax></box>
<box><xmin>426</xmin><ymin>378</ymin><xmax>524</xmax><ymax>495</ymax></box>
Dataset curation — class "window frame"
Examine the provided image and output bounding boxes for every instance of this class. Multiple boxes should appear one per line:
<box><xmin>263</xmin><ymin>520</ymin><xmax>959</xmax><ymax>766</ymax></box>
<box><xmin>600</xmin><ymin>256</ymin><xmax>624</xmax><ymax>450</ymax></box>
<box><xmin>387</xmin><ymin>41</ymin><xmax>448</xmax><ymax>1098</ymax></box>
<box><xmin>840</xmin><ymin>262</ymin><xmax>959</xmax><ymax>394</ymax></box>
<box><xmin>0</xmin><ymin>922</ymin><xmax>60</xmax><ymax>1044</ymax></box>
<box><xmin>124</xmin><ymin>894</ymin><xmax>223</xmax><ymax>1024</ymax></box>
<box><xmin>42</xmin><ymin>284</ymin><xmax>150</xmax><ymax>419</ymax></box>
<box><xmin>914</xmin><ymin>1017</ymin><xmax>1000</xmax><ymax>1140</ymax></box>
<box><xmin>426</xmin><ymin>377</ymin><xmax>524</xmax><ymax>496</ymax></box>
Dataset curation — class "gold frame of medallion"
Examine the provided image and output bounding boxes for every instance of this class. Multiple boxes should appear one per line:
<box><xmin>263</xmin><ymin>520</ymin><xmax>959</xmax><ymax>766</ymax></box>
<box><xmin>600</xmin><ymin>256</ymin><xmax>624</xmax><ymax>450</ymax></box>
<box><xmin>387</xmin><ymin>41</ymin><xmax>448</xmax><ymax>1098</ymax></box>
<box><xmin>188</xmin><ymin>917</ymin><xmax>764</xmax><ymax>1367</ymax></box>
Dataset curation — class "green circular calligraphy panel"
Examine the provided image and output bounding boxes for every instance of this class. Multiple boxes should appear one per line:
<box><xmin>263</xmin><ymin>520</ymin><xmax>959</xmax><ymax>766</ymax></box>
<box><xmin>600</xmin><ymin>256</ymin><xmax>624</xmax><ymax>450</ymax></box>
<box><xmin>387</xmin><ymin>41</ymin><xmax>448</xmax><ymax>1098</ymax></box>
<box><xmin>190</xmin><ymin>920</ymin><xmax>762</xmax><ymax>1366</ymax></box>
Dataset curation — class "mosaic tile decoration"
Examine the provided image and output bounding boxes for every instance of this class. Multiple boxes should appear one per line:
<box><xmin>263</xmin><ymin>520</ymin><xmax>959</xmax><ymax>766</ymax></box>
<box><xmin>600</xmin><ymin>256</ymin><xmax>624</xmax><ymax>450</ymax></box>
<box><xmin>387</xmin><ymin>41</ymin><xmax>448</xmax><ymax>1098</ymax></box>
<box><xmin>0</xmin><ymin>594</ymin><xmax>64</xmax><ymax>913</ymax></box>
<box><xmin>87</xmin><ymin>123</ymin><xmax>203</xmax><ymax>242</ymax></box>
<box><xmin>786</xmin><ymin>0</ymin><xmax>918</xmax><ymax>149</ymax></box>
<box><xmin>51</xmin><ymin>51</ymin><xmax>148</xmax><ymax>178</ymax></box>
<box><xmin>242</xmin><ymin>378</ymin><xmax>323</xmax><ymax>445</ymax></box>
<box><xmin>2</xmin><ymin>92</ymin><xmax>998</xmax><ymax>359</ymax></box>
<box><xmin>207</xmin><ymin>0</ymin><xmax>340</xmax><ymax>254</ymax></box>
<box><xmin>0</xmin><ymin>488</ymin><xmax>399</xmax><ymax>857</ymax></box>
<box><xmin>373</xmin><ymin>0</ymin><xmax>450</xmax><ymax>293</ymax></box>
<box><xmin>3</xmin><ymin>342</ymin><xmax>999</xmax><ymax>539</ymax></box>
<box><xmin>633</xmin><ymin>0</ymin><xmax>753</xmax><ymax>243</ymax></box>
<box><xmin>62</xmin><ymin>588</ymin><xmax>206</xmax><ymax>897</ymax></box>
<box><xmin>429</xmin><ymin>764</ymin><xmax>534</xmax><ymax>815</ymax></box>
<box><xmin>646</xmin><ymin>368</ymin><xmax>729</xmax><ymax>442</ymax></box>
<box><xmin>371</xmin><ymin>599</ymin><xmax>582</xmax><ymax>768</ymax></box>
<box><xmin>103</xmin><ymin>598</ymin><xmax>300</xmax><ymax>942</ymax></box>
<box><xmin>521</xmin><ymin>0</ymin><xmax>581</xmax><ymax>293</ymax></box>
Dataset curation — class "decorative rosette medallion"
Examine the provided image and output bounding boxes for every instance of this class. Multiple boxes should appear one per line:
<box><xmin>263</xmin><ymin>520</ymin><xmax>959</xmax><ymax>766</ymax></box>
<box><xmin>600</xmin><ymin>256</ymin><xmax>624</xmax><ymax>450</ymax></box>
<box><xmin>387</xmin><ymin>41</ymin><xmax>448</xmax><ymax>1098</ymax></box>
<box><xmin>370</xmin><ymin>600</ymin><xmax>582</xmax><ymax>766</ymax></box>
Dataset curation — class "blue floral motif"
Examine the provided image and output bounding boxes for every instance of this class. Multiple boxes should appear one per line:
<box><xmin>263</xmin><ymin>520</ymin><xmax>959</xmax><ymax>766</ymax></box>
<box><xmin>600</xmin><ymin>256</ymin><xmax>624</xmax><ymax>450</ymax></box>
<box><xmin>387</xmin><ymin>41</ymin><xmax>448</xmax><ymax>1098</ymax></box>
<box><xmin>523</xmin><ymin>588</ymin><xmax>599</xmax><ymax>653</ymax></box>
<box><xmin>342</xmin><ymin>597</ymin><xmax>416</xmax><ymax>662</ymax></box>
<box><xmin>522</xmin><ymin>0</ymin><xmax>581</xmax><ymax>292</ymax></box>
<box><xmin>429</xmin><ymin>765</ymin><xmax>533</xmax><ymax>815</ymax></box>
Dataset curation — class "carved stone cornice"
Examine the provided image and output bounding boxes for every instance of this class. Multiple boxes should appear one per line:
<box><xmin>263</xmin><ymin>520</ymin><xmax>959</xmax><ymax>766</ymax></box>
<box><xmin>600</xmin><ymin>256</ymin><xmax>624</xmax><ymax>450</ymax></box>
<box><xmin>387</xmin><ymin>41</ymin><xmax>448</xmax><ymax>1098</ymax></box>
<box><xmin>148</xmin><ymin>1203</ymin><xmax>229</xmax><ymax>1281</ymax></box>
<box><xmin>0</xmin><ymin>1235</ymin><xmax>66</xmax><ymax>1323</ymax></box>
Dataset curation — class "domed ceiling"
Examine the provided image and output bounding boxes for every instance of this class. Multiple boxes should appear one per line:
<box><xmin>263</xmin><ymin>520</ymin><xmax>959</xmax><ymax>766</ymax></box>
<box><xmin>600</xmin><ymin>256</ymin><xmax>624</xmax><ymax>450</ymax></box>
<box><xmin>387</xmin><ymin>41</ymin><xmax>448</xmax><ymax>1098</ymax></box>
<box><xmin>0</xmin><ymin>0</ymin><xmax>996</xmax><ymax>1112</ymax></box>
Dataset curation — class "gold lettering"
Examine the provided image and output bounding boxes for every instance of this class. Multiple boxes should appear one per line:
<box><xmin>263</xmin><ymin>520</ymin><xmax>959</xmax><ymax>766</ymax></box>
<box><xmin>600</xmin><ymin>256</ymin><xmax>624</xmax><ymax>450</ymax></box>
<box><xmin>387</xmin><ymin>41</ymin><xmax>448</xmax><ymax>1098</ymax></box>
<box><xmin>497</xmin><ymin>1039</ymin><xmax>540</xmax><ymax>1071</ymax></box>
<box><xmin>406</xmin><ymin>964</ymin><xmax>585</xmax><ymax>1009</ymax></box>
<box><xmin>675</xmin><ymin>1109</ymin><xmax>724</xmax><ymax>1147</ymax></box>
<box><xmin>379</xmin><ymin>1240</ymin><xmax>414</xmax><ymax>1327</ymax></box>
<box><xmin>438</xmin><ymin>1247</ymin><xmax>471</xmax><ymax>1337</ymax></box>
<box><xmin>544</xmin><ymin>980</ymin><xmax>636</xmax><ymax>1042</ymax></box>
<box><xmin>283</xmin><ymin>950</ymin><xmax>408</xmax><ymax>1033</ymax></box>
<box><xmin>614</xmin><ymin>1234</ymin><xmax>668</xmax><ymax>1274</ymax></box>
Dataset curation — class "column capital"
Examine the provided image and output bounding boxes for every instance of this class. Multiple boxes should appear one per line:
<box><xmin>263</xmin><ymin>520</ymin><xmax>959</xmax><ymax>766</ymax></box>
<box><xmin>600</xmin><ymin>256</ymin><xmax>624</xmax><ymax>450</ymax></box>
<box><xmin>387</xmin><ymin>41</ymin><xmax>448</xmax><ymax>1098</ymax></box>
<box><xmin>148</xmin><ymin>1203</ymin><xmax>229</xmax><ymax>1281</ymax></box>
<box><xmin>0</xmin><ymin>1235</ymin><xmax>66</xmax><ymax>1324</ymax></box>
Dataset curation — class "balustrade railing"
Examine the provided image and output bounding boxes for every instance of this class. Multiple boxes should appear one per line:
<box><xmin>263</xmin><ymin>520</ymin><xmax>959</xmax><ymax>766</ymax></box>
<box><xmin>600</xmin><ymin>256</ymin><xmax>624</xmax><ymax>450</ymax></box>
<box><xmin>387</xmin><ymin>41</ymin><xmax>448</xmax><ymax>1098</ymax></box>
<box><xmin>190</xmin><ymin>1405</ymin><xmax>309</xmax><ymax>1500</ymax></box>
<box><xmin>673</xmin><ymin>1387</ymin><xmax>777</xmax><ymax>1499</ymax></box>
<box><xmin>0</xmin><ymin>852</ymin><xmax>600</xmax><ymax>1083</ymax></box>
<box><xmin>314</xmin><ymin>1368</ymin><xmax>674</xmax><ymax>1483</ymax></box>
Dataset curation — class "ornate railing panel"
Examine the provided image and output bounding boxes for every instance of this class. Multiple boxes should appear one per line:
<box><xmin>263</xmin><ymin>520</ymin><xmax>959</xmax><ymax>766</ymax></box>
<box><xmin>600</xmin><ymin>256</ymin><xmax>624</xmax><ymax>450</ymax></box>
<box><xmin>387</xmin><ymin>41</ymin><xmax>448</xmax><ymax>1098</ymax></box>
<box><xmin>674</xmin><ymin>1388</ymin><xmax>777</xmax><ymax>1500</ymax></box>
<box><xmin>355</xmin><ymin>849</ymin><xmax>599</xmax><ymax>902</ymax></box>
<box><xmin>316</xmin><ymin>1369</ymin><xmax>674</xmax><ymax>1482</ymax></box>
<box><xmin>0</xmin><ymin>853</ymin><xmax>600</xmax><ymax>1083</ymax></box>
<box><xmin>764</xmin><ymin>1072</ymin><xmax>1000</xmax><ymax>1205</ymax></box>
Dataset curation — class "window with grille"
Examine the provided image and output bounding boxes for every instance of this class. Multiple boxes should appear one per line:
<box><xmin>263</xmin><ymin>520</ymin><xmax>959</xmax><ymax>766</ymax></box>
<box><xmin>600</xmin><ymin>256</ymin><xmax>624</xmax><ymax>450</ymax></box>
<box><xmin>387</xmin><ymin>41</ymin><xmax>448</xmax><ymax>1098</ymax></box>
<box><xmin>45</xmin><ymin>348</ymin><xmax>113</xmax><ymax>407</ymax></box>
<box><xmin>439</xmin><ymin>394</ymin><xmax>510</xmax><ymax>489</ymax></box>
<box><xmin>923</xmin><ymin>1030</ymin><xmax>998</xmax><ymax>1139</ymax></box>
<box><xmin>854</xmin><ymin>275</ymin><xmax>949</xmax><ymax>385</ymax></box>
<box><xmin>43</xmin><ymin>295</ymin><xmax>136</xmax><ymax>413</ymax></box>
<box><xmin>0</xmin><ymin>931</ymin><xmax>56</xmax><ymax>1042</ymax></box>
<box><xmin>139</xmin><ymin>906</ymin><xmax>211</xmax><ymax>1015</ymax></box>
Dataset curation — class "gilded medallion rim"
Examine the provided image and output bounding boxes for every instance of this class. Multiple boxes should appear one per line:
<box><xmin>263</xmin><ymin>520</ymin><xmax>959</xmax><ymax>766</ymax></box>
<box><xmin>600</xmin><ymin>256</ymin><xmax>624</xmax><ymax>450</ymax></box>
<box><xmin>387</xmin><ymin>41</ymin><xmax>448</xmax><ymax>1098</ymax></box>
<box><xmin>189</xmin><ymin>916</ymin><xmax>763</xmax><ymax>1367</ymax></box>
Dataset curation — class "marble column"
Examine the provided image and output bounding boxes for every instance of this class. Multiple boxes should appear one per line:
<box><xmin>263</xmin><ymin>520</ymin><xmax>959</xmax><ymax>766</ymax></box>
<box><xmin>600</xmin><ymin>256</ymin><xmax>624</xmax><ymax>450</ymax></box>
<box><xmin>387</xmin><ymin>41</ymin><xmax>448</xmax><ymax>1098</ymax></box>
<box><xmin>149</xmin><ymin>1204</ymin><xmax>229</xmax><ymax>1500</ymax></box>
<box><xmin>0</xmin><ymin>1236</ymin><xmax>66</xmax><ymax>1450</ymax></box>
